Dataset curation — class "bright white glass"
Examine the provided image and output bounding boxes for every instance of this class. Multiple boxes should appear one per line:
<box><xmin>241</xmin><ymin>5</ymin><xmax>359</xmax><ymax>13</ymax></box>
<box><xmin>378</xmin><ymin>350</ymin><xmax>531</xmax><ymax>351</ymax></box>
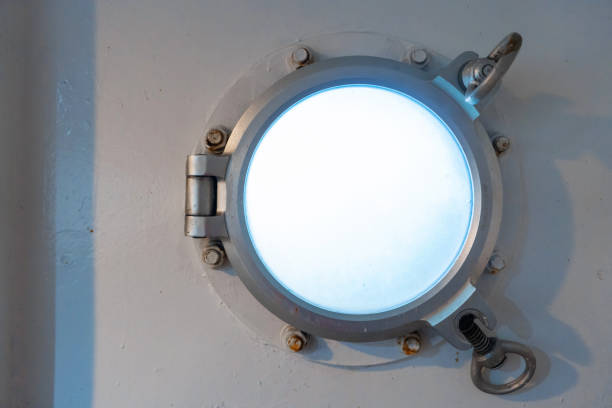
<box><xmin>244</xmin><ymin>85</ymin><xmax>473</xmax><ymax>315</ymax></box>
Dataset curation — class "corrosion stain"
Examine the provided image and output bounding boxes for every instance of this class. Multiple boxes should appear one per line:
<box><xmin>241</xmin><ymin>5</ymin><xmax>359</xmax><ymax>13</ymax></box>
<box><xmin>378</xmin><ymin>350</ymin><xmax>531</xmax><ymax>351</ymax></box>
<box><xmin>287</xmin><ymin>335</ymin><xmax>304</xmax><ymax>352</ymax></box>
<box><xmin>401</xmin><ymin>343</ymin><xmax>419</xmax><ymax>355</ymax></box>
<box><xmin>400</xmin><ymin>336</ymin><xmax>421</xmax><ymax>355</ymax></box>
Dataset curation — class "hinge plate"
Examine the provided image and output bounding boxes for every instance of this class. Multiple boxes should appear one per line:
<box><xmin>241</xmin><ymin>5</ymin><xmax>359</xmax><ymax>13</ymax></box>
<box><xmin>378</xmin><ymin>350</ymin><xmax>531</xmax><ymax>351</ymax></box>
<box><xmin>184</xmin><ymin>154</ymin><xmax>230</xmax><ymax>238</ymax></box>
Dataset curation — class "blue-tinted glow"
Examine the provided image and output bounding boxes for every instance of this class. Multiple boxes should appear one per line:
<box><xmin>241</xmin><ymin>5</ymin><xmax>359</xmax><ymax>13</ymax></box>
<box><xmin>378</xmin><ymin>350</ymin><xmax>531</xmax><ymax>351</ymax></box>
<box><xmin>244</xmin><ymin>84</ymin><xmax>473</xmax><ymax>315</ymax></box>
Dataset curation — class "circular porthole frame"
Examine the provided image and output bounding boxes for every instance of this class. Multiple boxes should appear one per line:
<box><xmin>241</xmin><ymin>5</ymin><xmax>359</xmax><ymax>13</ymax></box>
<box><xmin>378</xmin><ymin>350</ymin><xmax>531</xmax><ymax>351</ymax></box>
<box><xmin>217</xmin><ymin>56</ymin><xmax>503</xmax><ymax>343</ymax></box>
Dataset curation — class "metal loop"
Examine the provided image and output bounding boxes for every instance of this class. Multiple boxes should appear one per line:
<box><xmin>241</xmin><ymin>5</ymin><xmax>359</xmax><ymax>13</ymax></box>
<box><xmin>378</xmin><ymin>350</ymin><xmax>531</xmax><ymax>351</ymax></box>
<box><xmin>463</xmin><ymin>32</ymin><xmax>523</xmax><ymax>105</ymax></box>
<box><xmin>470</xmin><ymin>339</ymin><xmax>536</xmax><ymax>395</ymax></box>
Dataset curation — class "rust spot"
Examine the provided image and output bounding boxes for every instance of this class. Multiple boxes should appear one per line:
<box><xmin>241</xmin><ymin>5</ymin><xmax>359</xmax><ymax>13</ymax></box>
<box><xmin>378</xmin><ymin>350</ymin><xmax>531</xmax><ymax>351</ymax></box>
<box><xmin>489</xmin><ymin>269</ymin><xmax>497</xmax><ymax>275</ymax></box>
<box><xmin>455</xmin><ymin>351</ymin><xmax>460</xmax><ymax>363</ymax></box>
<box><xmin>401</xmin><ymin>342</ymin><xmax>419</xmax><ymax>355</ymax></box>
<box><xmin>89</xmin><ymin>228</ymin><xmax>94</xmax><ymax>233</ymax></box>
<box><xmin>287</xmin><ymin>335</ymin><xmax>304</xmax><ymax>352</ymax></box>
<box><xmin>400</xmin><ymin>335</ymin><xmax>421</xmax><ymax>355</ymax></box>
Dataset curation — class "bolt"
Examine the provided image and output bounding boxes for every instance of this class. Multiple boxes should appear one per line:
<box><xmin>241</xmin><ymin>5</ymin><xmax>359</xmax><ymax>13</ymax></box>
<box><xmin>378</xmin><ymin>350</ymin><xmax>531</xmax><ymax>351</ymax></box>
<box><xmin>205</xmin><ymin>128</ymin><xmax>228</xmax><ymax>153</ymax></box>
<box><xmin>487</xmin><ymin>253</ymin><xmax>506</xmax><ymax>273</ymax></box>
<box><xmin>202</xmin><ymin>244</ymin><xmax>225</xmax><ymax>267</ymax></box>
<box><xmin>289</xmin><ymin>47</ymin><xmax>313</xmax><ymax>69</ymax></box>
<box><xmin>409</xmin><ymin>48</ymin><xmax>430</xmax><ymax>66</ymax></box>
<box><xmin>287</xmin><ymin>335</ymin><xmax>304</xmax><ymax>352</ymax></box>
<box><xmin>399</xmin><ymin>332</ymin><xmax>422</xmax><ymax>355</ymax></box>
<box><xmin>458</xmin><ymin>314</ymin><xmax>495</xmax><ymax>355</ymax></box>
<box><xmin>280</xmin><ymin>325</ymin><xmax>310</xmax><ymax>352</ymax></box>
<box><xmin>492</xmin><ymin>134</ymin><xmax>510</xmax><ymax>155</ymax></box>
<box><xmin>482</xmin><ymin>64</ymin><xmax>494</xmax><ymax>77</ymax></box>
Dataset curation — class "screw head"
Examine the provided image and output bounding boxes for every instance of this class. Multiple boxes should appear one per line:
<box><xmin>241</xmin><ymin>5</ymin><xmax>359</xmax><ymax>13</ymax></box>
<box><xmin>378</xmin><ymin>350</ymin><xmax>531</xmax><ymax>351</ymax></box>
<box><xmin>492</xmin><ymin>135</ymin><xmax>510</xmax><ymax>154</ymax></box>
<box><xmin>205</xmin><ymin>128</ymin><xmax>228</xmax><ymax>153</ymax></box>
<box><xmin>400</xmin><ymin>333</ymin><xmax>422</xmax><ymax>355</ymax></box>
<box><xmin>203</xmin><ymin>245</ymin><xmax>224</xmax><ymax>267</ymax></box>
<box><xmin>409</xmin><ymin>48</ymin><xmax>430</xmax><ymax>66</ymax></box>
<box><xmin>290</xmin><ymin>47</ymin><xmax>313</xmax><ymax>68</ymax></box>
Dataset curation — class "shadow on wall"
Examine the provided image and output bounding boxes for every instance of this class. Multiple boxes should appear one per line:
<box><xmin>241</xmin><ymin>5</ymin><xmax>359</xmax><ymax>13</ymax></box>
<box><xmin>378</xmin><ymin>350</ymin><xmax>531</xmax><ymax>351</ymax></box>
<box><xmin>52</xmin><ymin>0</ymin><xmax>96</xmax><ymax>405</ymax></box>
<box><xmin>11</xmin><ymin>1</ymin><xmax>95</xmax><ymax>407</ymax></box>
<box><xmin>478</xmin><ymin>89</ymin><xmax>608</xmax><ymax>402</ymax></box>
<box><xmin>343</xmin><ymin>87</ymin><xmax>606</xmax><ymax>402</ymax></box>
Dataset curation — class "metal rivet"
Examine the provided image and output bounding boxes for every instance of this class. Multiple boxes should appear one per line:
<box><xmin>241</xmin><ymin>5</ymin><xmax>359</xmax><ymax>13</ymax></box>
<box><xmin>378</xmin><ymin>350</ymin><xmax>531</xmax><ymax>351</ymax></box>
<box><xmin>281</xmin><ymin>325</ymin><xmax>310</xmax><ymax>352</ymax></box>
<box><xmin>399</xmin><ymin>332</ymin><xmax>422</xmax><ymax>355</ymax></box>
<box><xmin>203</xmin><ymin>244</ymin><xmax>225</xmax><ymax>267</ymax></box>
<box><xmin>492</xmin><ymin>134</ymin><xmax>510</xmax><ymax>155</ymax></box>
<box><xmin>289</xmin><ymin>47</ymin><xmax>313</xmax><ymax>69</ymax></box>
<box><xmin>205</xmin><ymin>128</ymin><xmax>228</xmax><ymax>153</ymax></box>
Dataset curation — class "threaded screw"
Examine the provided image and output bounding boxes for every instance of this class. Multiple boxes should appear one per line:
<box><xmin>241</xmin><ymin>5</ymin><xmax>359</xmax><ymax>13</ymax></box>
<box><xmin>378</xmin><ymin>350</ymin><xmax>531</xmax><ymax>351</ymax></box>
<box><xmin>458</xmin><ymin>314</ymin><xmax>495</xmax><ymax>355</ymax></box>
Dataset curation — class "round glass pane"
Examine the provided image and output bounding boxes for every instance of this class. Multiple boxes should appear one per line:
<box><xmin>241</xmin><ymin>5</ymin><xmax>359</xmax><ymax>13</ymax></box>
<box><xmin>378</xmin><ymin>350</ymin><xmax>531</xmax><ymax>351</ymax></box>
<box><xmin>244</xmin><ymin>84</ymin><xmax>473</xmax><ymax>315</ymax></box>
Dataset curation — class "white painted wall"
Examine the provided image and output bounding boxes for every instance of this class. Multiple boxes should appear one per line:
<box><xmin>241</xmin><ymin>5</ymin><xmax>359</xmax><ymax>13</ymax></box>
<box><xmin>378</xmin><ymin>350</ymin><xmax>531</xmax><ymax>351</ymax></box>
<box><xmin>3</xmin><ymin>0</ymin><xmax>612</xmax><ymax>407</ymax></box>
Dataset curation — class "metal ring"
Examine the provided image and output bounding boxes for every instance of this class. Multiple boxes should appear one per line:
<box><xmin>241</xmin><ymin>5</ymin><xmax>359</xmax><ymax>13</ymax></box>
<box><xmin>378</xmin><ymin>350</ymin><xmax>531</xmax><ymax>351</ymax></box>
<box><xmin>470</xmin><ymin>339</ymin><xmax>536</xmax><ymax>394</ymax></box>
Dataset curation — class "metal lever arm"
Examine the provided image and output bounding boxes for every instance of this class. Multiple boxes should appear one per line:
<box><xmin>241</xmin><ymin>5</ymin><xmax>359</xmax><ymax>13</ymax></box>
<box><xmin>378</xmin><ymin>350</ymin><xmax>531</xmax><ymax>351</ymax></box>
<box><xmin>462</xmin><ymin>32</ymin><xmax>523</xmax><ymax>105</ymax></box>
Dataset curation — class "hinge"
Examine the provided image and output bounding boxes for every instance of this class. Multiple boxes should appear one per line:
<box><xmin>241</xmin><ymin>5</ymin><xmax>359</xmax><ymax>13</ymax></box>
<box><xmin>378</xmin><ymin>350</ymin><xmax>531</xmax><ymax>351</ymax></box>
<box><xmin>184</xmin><ymin>154</ymin><xmax>230</xmax><ymax>238</ymax></box>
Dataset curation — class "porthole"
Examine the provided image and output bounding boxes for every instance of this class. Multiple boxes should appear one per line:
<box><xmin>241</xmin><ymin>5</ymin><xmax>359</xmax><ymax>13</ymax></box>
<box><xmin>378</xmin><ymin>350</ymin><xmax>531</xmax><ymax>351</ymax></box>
<box><xmin>184</xmin><ymin>32</ymin><xmax>535</xmax><ymax>394</ymax></box>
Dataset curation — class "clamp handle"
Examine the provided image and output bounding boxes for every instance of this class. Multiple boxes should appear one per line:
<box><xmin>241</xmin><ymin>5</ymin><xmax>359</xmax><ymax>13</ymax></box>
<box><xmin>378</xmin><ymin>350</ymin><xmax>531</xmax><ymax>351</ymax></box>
<box><xmin>462</xmin><ymin>32</ymin><xmax>523</xmax><ymax>105</ymax></box>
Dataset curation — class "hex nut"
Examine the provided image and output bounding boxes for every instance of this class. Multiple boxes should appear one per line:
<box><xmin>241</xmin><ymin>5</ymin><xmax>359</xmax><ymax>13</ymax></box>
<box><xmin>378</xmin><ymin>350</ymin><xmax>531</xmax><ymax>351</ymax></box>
<box><xmin>399</xmin><ymin>332</ymin><xmax>422</xmax><ymax>355</ymax></box>
<box><xmin>289</xmin><ymin>47</ymin><xmax>313</xmax><ymax>69</ymax></box>
<box><xmin>205</xmin><ymin>128</ymin><xmax>228</xmax><ymax>153</ymax></box>
<box><xmin>492</xmin><ymin>134</ymin><xmax>510</xmax><ymax>155</ymax></box>
<box><xmin>203</xmin><ymin>244</ymin><xmax>225</xmax><ymax>267</ymax></box>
